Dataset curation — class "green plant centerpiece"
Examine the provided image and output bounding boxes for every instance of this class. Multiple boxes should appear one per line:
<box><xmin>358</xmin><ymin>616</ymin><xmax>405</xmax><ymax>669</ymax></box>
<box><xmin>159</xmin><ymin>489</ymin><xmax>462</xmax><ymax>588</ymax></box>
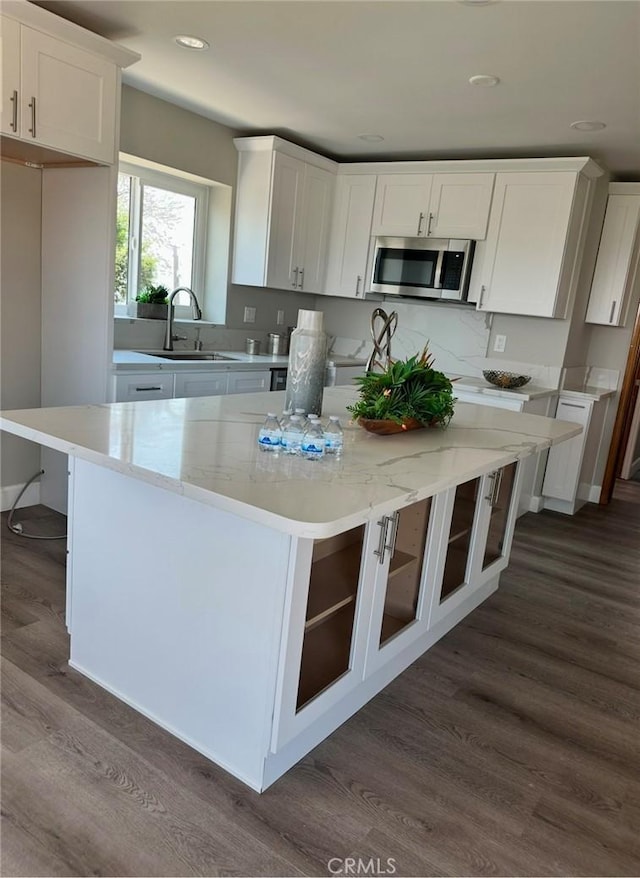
<box><xmin>127</xmin><ymin>285</ymin><xmax>170</xmax><ymax>320</ymax></box>
<box><xmin>348</xmin><ymin>346</ymin><xmax>455</xmax><ymax>434</ymax></box>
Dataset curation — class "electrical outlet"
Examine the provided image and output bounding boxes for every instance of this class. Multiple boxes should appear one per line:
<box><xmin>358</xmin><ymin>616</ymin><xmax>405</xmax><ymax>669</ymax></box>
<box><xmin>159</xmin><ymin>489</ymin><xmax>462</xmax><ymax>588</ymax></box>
<box><xmin>276</xmin><ymin>309</ymin><xmax>285</xmax><ymax>326</ymax></box>
<box><xmin>243</xmin><ymin>306</ymin><xmax>256</xmax><ymax>324</ymax></box>
<box><xmin>493</xmin><ymin>334</ymin><xmax>507</xmax><ymax>353</ymax></box>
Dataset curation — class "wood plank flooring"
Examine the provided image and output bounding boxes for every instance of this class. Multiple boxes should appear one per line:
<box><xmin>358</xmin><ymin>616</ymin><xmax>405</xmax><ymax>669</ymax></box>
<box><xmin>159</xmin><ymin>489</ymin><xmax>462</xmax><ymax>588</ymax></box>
<box><xmin>2</xmin><ymin>485</ymin><xmax>639</xmax><ymax>877</ymax></box>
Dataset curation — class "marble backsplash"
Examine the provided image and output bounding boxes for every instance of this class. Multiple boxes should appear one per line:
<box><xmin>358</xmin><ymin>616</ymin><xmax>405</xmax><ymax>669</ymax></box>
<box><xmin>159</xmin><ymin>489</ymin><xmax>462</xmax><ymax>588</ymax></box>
<box><xmin>114</xmin><ymin>318</ymin><xmax>276</xmax><ymax>353</ymax></box>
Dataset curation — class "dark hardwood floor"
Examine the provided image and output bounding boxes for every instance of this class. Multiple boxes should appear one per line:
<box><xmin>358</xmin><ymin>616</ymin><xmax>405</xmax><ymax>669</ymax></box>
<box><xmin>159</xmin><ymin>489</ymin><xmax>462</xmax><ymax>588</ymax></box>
<box><xmin>2</xmin><ymin>484</ymin><xmax>639</xmax><ymax>877</ymax></box>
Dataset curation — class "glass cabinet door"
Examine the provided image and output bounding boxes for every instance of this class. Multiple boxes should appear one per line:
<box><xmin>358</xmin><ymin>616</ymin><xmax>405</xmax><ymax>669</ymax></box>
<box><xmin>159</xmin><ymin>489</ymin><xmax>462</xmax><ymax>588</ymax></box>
<box><xmin>439</xmin><ymin>476</ymin><xmax>481</xmax><ymax>602</ymax></box>
<box><xmin>481</xmin><ymin>462</ymin><xmax>517</xmax><ymax>573</ymax></box>
<box><xmin>296</xmin><ymin>524</ymin><xmax>366</xmax><ymax>711</ymax></box>
<box><xmin>377</xmin><ymin>498</ymin><xmax>432</xmax><ymax>646</ymax></box>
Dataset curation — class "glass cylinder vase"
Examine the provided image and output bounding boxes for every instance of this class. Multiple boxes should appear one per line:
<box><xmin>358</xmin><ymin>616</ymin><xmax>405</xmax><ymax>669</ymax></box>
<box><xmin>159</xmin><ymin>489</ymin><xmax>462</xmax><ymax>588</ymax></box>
<box><xmin>285</xmin><ymin>309</ymin><xmax>328</xmax><ymax>416</ymax></box>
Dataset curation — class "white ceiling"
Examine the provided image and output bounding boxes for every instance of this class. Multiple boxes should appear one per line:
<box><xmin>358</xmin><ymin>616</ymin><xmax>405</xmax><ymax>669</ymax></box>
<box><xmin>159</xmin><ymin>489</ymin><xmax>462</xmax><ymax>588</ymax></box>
<box><xmin>35</xmin><ymin>0</ymin><xmax>640</xmax><ymax>179</ymax></box>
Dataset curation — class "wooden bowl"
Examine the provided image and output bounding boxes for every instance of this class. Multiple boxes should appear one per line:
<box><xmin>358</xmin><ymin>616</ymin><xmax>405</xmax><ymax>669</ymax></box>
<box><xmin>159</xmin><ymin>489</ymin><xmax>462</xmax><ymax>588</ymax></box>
<box><xmin>358</xmin><ymin>417</ymin><xmax>425</xmax><ymax>435</ymax></box>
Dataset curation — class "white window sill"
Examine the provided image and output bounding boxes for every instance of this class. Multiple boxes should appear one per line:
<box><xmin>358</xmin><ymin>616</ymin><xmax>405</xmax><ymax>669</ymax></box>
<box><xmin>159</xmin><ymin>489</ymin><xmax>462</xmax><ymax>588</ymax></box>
<box><xmin>114</xmin><ymin>315</ymin><xmax>218</xmax><ymax>327</ymax></box>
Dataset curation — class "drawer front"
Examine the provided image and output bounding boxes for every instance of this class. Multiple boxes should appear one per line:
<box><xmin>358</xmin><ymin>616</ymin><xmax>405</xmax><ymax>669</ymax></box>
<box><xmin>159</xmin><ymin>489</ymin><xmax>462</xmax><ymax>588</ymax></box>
<box><xmin>227</xmin><ymin>371</ymin><xmax>271</xmax><ymax>395</ymax></box>
<box><xmin>174</xmin><ymin>372</ymin><xmax>228</xmax><ymax>398</ymax></box>
<box><xmin>114</xmin><ymin>373</ymin><xmax>174</xmax><ymax>402</ymax></box>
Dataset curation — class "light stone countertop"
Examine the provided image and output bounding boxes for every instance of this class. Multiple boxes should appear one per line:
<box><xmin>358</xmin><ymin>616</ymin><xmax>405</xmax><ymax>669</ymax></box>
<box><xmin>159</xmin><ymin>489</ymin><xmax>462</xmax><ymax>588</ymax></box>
<box><xmin>1</xmin><ymin>388</ymin><xmax>581</xmax><ymax>539</ymax></box>
<box><xmin>559</xmin><ymin>385</ymin><xmax>616</xmax><ymax>402</ymax></box>
<box><xmin>448</xmin><ymin>375</ymin><xmax>558</xmax><ymax>402</ymax></box>
<box><xmin>112</xmin><ymin>350</ymin><xmax>366</xmax><ymax>372</ymax></box>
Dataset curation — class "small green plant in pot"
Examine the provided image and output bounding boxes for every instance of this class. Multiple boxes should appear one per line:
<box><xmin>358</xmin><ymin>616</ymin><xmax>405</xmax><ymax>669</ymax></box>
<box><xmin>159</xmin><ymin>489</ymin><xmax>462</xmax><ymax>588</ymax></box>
<box><xmin>128</xmin><ymin>285</ymin><xmax>170</xmax><ymax>319</ymax></box>
<box><xmin>348</xmin><ymin>346</ymin><xmax>456</xmax><ymax>434</ymax></box>
<box><xmin>136</xmin><ymin>284</ymin><xmax>169</xmax><ymax>305</ymax></box>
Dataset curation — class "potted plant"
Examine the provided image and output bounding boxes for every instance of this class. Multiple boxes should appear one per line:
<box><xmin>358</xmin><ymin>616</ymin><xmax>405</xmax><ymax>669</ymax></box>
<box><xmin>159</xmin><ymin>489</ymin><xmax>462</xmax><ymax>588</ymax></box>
<box><xmin>127</xmin><ymin>285</ymin><xmax>170</xmax><ymax>320</ymax></box>
<box><xmin>347</xmin><ymin>346</ymin><xmax>456</xmax><ymax>434</ymax></box>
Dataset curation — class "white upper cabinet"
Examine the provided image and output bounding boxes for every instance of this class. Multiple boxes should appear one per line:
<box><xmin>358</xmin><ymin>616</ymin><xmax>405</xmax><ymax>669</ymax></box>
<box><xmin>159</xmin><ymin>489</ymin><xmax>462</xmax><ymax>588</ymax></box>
<box><xmin>1</xmin><ymin>5</ymin><xmax>137</xmax><ymax>164</ymax></box>
<box><xmin>371</xmin><ymin>172</ymin><xmax>494</xmax><ymax>239</ymax></box>
<box><xmin>0</xmin><ymin>15</ymin><xmax>20</xmax><ymax>137</ymax></box>
<box><xmin>585</xmin><ymin>188</ymin><xmax>640</xmax><ymax>326</ymax></box>
<box><xmin>323</xmin><ymin>174</ymin><xmax>377</xmax><ymax>299</ymax></box>
<box><xmin>232</xmin><ymin>137</ymin><xmax>336</xmax><ymax>293</ymax></box>
<box><xmin>475</xmin><ymin>171</ymin><xmax>590</xmax><ymax>318</ymax></box>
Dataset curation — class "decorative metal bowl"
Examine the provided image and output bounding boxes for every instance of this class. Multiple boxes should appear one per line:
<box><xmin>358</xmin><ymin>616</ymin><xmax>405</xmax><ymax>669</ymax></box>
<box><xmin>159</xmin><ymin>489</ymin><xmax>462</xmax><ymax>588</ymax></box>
<box><xmin>483</xmin><ymin>370</ymin><xmax>531</xmax><ymax>389</ymax></box>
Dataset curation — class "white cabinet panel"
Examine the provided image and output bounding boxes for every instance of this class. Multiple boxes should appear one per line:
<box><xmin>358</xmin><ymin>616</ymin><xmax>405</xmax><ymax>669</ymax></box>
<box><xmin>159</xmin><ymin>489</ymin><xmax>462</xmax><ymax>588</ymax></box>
<box><xmin>174</xmin><ymin>371</ymin><xmax>228</xmax><ymax>398</ymax></box>
<box><xmin>324</xmin><ymin>174</ymin><xmax>376</xmax><ymax>299</ymax></box>
<box><xmin>114</xmin><ymin>372</ymin><xmax>174</xmax><ymax>402</ymax></box>
<box><xmin>371</xmin><ymin>174</ymin><xmax>433</xmax><ymax>237</ymax></box>
<box><xmin>586</xmin><ymin>193</ymin><xmax>640</xmax><ymax>326</ymax></box>
<box><xmin>298</xmin><ymin>163</ymin><xmax>334</xmax><ymax>293</ymax></box>
<box><xmin>0</xmin><ymin>16</ymin><xmax>20</xmax><ymax>136</ymax></box>
<box><xmin>477</xmin><ymin>172</ymin><xmax>582</xmax><ymax>318</ymax></box>
<box><xmin>542</xmin><ymin>398</ymin><xmax>592</xmax><ymax>505</ymax></box>
<box><xmin>227</xmin><ymin>370</ymin><xmax>271</xmax><ymax>395</ymax></box>
<box><xmin>429</xmin><ymin>173</ymin><xmax>494</xmax><ymax>239</ymax></box>
<box><xmin>266</xmin><ymin>151</ymin><xmax>305</xmax><ymax>291</ymax></box>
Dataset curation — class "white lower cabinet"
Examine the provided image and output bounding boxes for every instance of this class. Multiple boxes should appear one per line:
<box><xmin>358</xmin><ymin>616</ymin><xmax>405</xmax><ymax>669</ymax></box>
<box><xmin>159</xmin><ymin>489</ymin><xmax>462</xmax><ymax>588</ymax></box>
<box><xmin>113</xmin><ymin>372</ymin><xmax>174</xmax><ymax>402</ymax></box>
<box><xmin>271</xmin><ymin>461</ymin><xmax>521</xmax><ymax>750</ymax></box>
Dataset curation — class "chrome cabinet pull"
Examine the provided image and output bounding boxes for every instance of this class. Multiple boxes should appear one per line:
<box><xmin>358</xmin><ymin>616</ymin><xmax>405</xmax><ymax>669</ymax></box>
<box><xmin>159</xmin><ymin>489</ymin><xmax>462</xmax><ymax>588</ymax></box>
<box><xmin>417</xmin><ymin>212</ymin><xmax>425</xmax><ymax>236</ymax></box>
<box><xmin>479</xmin><ymin>284</ymin><xmax>486</xmax><ymax>308</ymax></box>
<box><xmin>609</xmin><ymin>300</ymin><xmax>617</xmax><ymax>323</ymax></box>
<box><xmin>560</xmin><ymin>402</ymin><xmax>586</xmax><ymax>409</ymax></box>
<box><xmin>298</xmin><ymin>267</ymin><xmax>304</xmax><ymax>289</ymax></box>
<box><xmin>9</xmin><ymin>90</ymin><xmax>18</xmax><ymax>132</ymax></box>
<box><xmin>355</xmin><ymin>275</ymin><xmax>362</xmax><ymax>296</ymax></box>
<box><xmin>385</xmin><ymin>512</ymin><xmax>400</xmax><ymax>559</ymax></box>
<box><xmin>135</xmin><ymin>386</ymin><xmax>162</xmax><ymax>392</ymax></box>
<box><xmin>28</xmin><ymin>96</ymin><xmax>36</xmax><ymax>138</ymax></box>
<box><xmin>427</xmin><ymin>212</ymin><xmax>435</xmax><ymax>236</ymax></box>
<box><xmin>291</xmin><ymin>266</ymin><xmax>299</xmax><ymax>288</ymax></box>
<box><xmin>484</xmin><ymin>472</ymin><xmax>496</xmax><ymax>502</ymax></box>
<box><xmin>374</xmin><ymin>516</ymin><xmax>390</xmax><ymax>564</ymax></box>
<box><xmin>491</xmin><ymin>469</ymin><xmax>504</xmax><ymax>507</ymax></box>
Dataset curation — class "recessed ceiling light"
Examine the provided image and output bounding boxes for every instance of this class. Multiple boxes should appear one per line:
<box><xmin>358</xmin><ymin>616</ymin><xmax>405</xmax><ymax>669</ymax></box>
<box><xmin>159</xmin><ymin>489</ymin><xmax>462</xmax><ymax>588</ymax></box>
<box><xmin>469</xmin><ymin>74</ymin><xmax>500</xmax><ymax>87</ymax></box>
<box><xmin>174</xmin><ymin>34</ymin><xmax>209</xmax><ymax>50</ymax></box>
<box><xmin>570</xmin><ymin>120</ymin><xmax>606</xmax><ymax>132</ymax></box>
<box><xmin>357</xmin><ymin>134</ymin><xmax>385</xmax><ymax>142</ymax></box>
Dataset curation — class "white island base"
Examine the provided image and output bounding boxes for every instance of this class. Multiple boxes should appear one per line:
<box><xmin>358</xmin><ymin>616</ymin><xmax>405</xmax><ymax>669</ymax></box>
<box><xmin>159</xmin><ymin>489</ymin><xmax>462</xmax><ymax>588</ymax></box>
<box><xmin>1</xmin><ymin>389</ymin><xmax>581</xmax><ymax>791</ymax></box>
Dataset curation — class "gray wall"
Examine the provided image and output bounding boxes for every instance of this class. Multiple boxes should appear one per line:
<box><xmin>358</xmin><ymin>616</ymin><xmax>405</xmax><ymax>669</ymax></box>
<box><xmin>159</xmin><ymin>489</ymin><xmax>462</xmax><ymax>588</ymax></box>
<box><xmin>0</xmin><ymin>161</ymin><xmax>42</xmax><ymax>496</ymax></box>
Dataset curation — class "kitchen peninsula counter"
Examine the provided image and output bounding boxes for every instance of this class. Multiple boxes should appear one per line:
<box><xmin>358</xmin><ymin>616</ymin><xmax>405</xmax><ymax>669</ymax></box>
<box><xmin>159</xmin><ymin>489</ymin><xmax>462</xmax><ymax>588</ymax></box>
<box><xmin>1</xmin><ymin>389</ymin><xmax>581</xmax><ymax>791</ymax></box>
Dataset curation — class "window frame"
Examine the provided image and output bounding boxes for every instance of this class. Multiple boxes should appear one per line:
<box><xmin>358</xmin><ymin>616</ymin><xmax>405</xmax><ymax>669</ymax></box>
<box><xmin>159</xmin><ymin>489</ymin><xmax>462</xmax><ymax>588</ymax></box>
<box><xmin>115</xmin><ymin>160</ymin><xmax>209</xmax><ymax>317</ymax></box>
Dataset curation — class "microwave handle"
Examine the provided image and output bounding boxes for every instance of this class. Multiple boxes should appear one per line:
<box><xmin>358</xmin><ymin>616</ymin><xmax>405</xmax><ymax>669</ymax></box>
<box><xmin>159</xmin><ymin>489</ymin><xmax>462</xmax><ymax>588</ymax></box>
<box><xmin>433</xmin><ymin>249</ymin><xmax>445</xmax><ymax>290</ymax></box>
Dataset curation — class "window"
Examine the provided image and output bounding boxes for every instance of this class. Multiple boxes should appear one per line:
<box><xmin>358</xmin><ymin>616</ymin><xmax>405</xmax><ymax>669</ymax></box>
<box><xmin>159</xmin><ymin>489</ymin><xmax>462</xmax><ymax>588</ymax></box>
<box><xmin>115</xmin><ymin>162</ymin><xmax>209</xmax><ymax>309</ymax></box>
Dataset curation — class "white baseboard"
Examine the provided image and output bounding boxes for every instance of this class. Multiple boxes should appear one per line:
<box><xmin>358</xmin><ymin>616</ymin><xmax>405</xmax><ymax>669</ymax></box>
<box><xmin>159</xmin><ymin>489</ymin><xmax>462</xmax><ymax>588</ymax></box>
<box><xmin>528</xmin><ymin>494</ymin><xmax>545</xmax><ymax>513</ymax></box>
<box><xmin>1</xmin><ymin>481</ymin><xmax>41</xmax><ymax>513</ymax></box>
<box><xmin>588</xmin><ymin>484</ymin><xmax>602</xmax><ymax>503</ymax></box>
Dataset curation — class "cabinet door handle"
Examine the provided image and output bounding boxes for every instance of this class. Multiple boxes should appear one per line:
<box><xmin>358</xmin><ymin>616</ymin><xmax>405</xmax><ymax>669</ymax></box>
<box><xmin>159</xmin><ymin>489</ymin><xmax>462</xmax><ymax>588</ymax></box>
<box><xmin>560</xmin><ymin>402</ymin><xmax>586</xmax><ymax>410</ymax></box>
<box><xmin>427</xmin><ymin>212</ymin><xmax>435</xmax><ymax>236</ymax></box>
<box><xmin>491</xmin><ymin>469</ymin><xmax>504</xmax><ymax>507</ymax></box>
<box><xmin>385</xmin><ymin>511</ymin><xmax>400</xmax><ymax>559</ymax></box>
<box><xmin>417</xmin><ymin>212</ymin><xmax>425</xmax><ymax>236</ymax></box>
<box><xmin>484</xmin><ymin>472</ymin><xmax>496</xmax><ymax>502</ymax></box>
<box><xmin>298</xmin><ymin>267</ymin><xmax>304</xmax><ymax>289</ymax></box>
<box><xmin>374</xmin><ymin>516</ymin><xmax>390</xmax><ymax>564</ymax></box>
<box><xmin>9</xmin><ymin>90</ymin><xmax>18</xmax><ymax>132</ymax></box>
<box><xmin>479</xmin><ymin>285</ymin><xmax>486</xmax><ymax>308</ymax></box>
<box><xmin>291</xmin><ymin>267</ymin><xmax>299</xmax><ymax>288</ymax></box>
<box><xmin>28</xmin><ymin>96</ymin><xmax>36</xmax><ymax>138</ymax></box>
<box><xmin>609</xmin><ymin>300</ymin><xmax>617</xmax><ymax>324</ymax></box>
<box><xmin>135</xmin><ymin>385</ymin><xmax>163</xmax><ymax>392</ymax></box>
<box><xmin>355</xmin><ymin>275</ymin><xmax>362</xmax><ymax>296</ymax></box>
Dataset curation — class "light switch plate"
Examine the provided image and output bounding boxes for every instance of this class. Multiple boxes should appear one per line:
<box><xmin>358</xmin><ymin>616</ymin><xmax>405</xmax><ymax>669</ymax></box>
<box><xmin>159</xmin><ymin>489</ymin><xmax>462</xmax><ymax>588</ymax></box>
<box><xmin>244</xmin><ymin>306</ymin><xmax>256</xmax><ymax>324</ymax></box>
<box><xmin>276</xmin><ymin>310</ymin><xmax>285</xmax><ymax>325</ymax></box>
<box><xmin>493</xmin><ymin>334</ymin><xmax>507</xmax><ymax>353</ymax></box>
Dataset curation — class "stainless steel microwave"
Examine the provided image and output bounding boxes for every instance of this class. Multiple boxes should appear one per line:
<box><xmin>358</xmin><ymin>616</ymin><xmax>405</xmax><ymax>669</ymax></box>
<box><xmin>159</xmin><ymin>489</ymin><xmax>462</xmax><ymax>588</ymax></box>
<box><xmin>370</xmin><ymin>237</ymin><xmax>476</xmax><ymax>302</ymax></box>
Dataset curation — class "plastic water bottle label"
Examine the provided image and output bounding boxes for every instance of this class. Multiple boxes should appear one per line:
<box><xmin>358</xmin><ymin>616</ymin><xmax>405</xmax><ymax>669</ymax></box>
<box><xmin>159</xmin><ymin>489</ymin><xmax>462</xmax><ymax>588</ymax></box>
<box><xmin>301</xmin><ymin>439</ymin><xmax>324</xmax><ymax>459</ymax></box>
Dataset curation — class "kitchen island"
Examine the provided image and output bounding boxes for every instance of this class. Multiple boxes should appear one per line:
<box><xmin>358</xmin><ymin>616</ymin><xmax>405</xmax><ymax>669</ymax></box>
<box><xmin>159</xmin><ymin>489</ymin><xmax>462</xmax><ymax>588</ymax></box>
<box><xmin>1</xmin><ymin>388</ymin><xmax>580</xmax><ymax>791</ymax></box>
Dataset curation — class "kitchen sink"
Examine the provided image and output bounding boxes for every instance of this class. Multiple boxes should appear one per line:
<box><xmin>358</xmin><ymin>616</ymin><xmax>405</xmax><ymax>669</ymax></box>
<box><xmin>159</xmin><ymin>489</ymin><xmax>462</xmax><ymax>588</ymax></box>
<box><xmin>140</xmin><ymin>351</ymin><xmax>239</xmax><ymax>361</ymax></box>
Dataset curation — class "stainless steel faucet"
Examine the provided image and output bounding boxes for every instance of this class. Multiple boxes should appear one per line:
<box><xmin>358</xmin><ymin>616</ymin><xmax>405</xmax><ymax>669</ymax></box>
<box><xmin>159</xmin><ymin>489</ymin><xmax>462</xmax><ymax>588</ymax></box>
<box><xmin>163</xmin><ymin>287</ymin><xmax>202</xmax><ymax>351</ymax></box>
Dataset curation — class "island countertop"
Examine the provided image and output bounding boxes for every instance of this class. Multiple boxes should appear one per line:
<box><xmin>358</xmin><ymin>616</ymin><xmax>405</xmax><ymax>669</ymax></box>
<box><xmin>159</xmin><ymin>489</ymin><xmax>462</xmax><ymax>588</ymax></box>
<box><xmin>1</xmin><ymin>387</ymin><xmax>581</xmax><ymax>538</ymax></box>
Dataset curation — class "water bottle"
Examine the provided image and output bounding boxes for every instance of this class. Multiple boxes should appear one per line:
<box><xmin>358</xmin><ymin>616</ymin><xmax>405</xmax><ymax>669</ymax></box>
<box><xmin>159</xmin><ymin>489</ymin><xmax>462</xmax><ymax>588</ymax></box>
<box><xmin>282</xmin><ymin>414</ymin><xmax>304</xmax><ymax>455</ymax></box>
<box><xmin>257</xmin><ymin>413</ymin><xmax>282</xmax><ymax>452</ymax></box>
<box><xmin>301</xmin><ymin>419</ymin><xmax>325</xmax><ymax>461</ymax></box>
<box><xmin>324</xmin><ymin>415</ymin><xmax>344</xmax><ymax>456</ymax></box>
<box><xmin>279</xmin><ymin>409</ymin><xmax>293</xmax><ymax>431</ymax></box>
<box><xmin>294</xmin><ymin>408</ymin><xmax>310</xmax><ymax>432</ymax></box>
